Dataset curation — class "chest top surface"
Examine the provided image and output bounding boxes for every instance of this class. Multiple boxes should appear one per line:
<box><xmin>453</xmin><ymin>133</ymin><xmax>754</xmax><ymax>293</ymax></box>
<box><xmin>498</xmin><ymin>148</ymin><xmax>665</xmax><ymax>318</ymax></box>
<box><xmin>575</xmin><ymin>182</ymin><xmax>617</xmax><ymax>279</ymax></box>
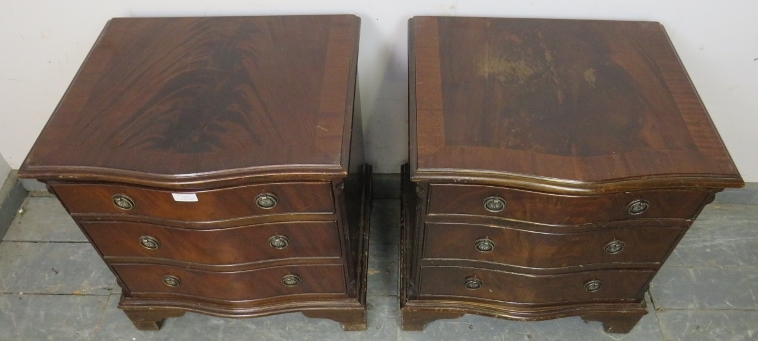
<box><xmin>409</xmin><ymin>16</ymin><xmax>742</xmax><ymax>192</ymax></box>
<box><xmin>20</xmin><ymin>15</ymin><xmax>360</xmax><ymax>187</ymax></box>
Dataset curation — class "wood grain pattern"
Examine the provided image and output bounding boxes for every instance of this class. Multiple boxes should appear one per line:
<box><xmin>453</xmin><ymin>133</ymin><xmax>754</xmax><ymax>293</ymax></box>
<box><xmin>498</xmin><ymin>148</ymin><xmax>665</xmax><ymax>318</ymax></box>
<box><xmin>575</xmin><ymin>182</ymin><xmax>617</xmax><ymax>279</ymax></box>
<box><xmin>19</xmin><ymin>15</ymin><xmax>369</xmax><ymax>331</ymax></box>
<box><xmin>114</xmin><ymin>263</ymin><xmax>346</xmax><ymax>302</ymax></box>
<box><xmin>113</xmin><ymin>165</ymin><xmax>372</xmax><ymax>330</ymax></box>
<box><xmin>582</xmin><ymin>313</ymin><xmax>646</xmax><ymax>333</ymax></box>
<box><xmin>410</xmin><ymin>16</ymin><xmax>742</xmax><ymax>193</ymax></box>
<box><xmin>405</xmin><ymin>16</ymin><xmax>743</xmax><ymax>332</ymax></box>
<box><xmin>82</xmin><ymin>221</ymin><xmax>342</xmax><ymax>267</ymax></box>
<box><xmin>423</xmin><ymin>222</ymin><xmax>682</xmax><ymax>269</ymax></box>
<box><xmin>122</xmin><ymin>308</ymin><xmax>186</xmax><ymax>331</ymax></box>
<box><xmin>419</xmin><ymin>266</ymin><xmax>654</xmax><ymax>304</ymax></box>
<box><xmin>428</xmin><ymin>184</ymin><xmax>711</xmax><ymax>225</ymax></box>
<box><xmin>401</xmin><ymin>300</ymin><xmax>647</xmax><ymax>332</ymax></box>
<box><xmin>52</xmin><ymin>182</ymin><xmax>334</xmax><ymax>222</ymax></box>
<box><xmin>302</xmin><ymin>309</ymin><xmax>367</xmax><ymax>331</ymax></box>
<box><xmin>19</xmin><ymin>16</ymin><xmax>361</xmax><ymax>189</ymax></box>
<box><xmin>402</xmin><ymin>160</ymin><xmax>653</xmax><ymax>332</ymax></box>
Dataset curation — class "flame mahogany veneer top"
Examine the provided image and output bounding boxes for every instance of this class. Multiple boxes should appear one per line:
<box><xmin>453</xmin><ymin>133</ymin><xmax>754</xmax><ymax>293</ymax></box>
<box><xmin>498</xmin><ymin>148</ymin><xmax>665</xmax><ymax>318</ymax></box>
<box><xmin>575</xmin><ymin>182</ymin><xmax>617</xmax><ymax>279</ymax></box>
<box><xmin>20</xmin><ymin>15</ymin><xmax>361</xmax><ymax>188</ymax></box>
<box><xmin>409</xmin><ymin>16</ymin><xmax>742</xmax><ymax>193</ymax></box>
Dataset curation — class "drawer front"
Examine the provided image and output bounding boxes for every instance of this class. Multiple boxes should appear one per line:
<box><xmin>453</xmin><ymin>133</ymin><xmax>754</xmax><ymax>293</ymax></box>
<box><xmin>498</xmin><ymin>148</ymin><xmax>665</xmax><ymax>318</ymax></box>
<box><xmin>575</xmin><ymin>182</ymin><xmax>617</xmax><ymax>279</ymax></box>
<box><xmin>82</xmin><ymin>221</ymin><xmax>341</xmax><ymax>265</ymax></box>
<box><xmin>423</xmin><ymin>223</ymin><xmax>682</xmax><ymax>268</ymax></box>
<box><xmin>428</xmin><ymin>184</ymin><xmax>709</xmax><ymax>225</ymax></box>
<box><xmin>419</xmin><ymin>266</ymin><xmax>654</xmax><ymax>304</ymax></box>
<box><xmin>52</xmin><ymin>182</ymin><xmax>334</xmax><ymax>222</ymax></box>
<box><xmin>113</xmin><ymin>264</ymin><xmax>346</xmax><ymax>301</ymax></box>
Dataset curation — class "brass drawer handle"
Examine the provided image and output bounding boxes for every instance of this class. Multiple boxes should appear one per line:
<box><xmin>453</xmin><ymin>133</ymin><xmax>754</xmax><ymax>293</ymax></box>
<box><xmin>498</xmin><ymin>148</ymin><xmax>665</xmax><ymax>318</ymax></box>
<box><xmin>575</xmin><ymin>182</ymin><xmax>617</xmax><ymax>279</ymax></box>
<box><xmin>627</xmin><ymin>199</ymin><xmax>649</xmax><ymax>215</ymax></box>
<box><xmin>282</xmin><ymin>274</ymin><xmax>301</xmax><ymax>287</ymax></box>
<box><xmin>584</xmin><ymin>279</ymin><xmax>603</xmax><ymax>292</ymax></box>
<box><xmin>483</xmin><ymin>196</ymin><xmax>506</xmax><ymax>213</ymax></box>
<box><xmin>139</xmin><ymin>236</ymin><xmax>160</xmax><ymax>250</ymax></box>
<box><xmin>474</xmin><ymin>238</ymin><xmax>495</xmax><ymax>252</ymax></box>
<box><xmin>269</xmin><ymin>235</ymin><xmax>289</xmax><ymax>249</ymax></box>
<box><xmin>112</xmin><ymin>194</ymin><xmax>135</xmax><ymax>210</ymax></box>
<box><xmin>464</xmin><ymin>277</ymin><xmax>482</xmax><ymax>290</ymax></box>
<box><xmin>604</xmin><ymin>240</ymin><xmax>624</xmax><ymax>254</ymax></box>
<box><xmin>255</xmin><ymin>193</ymin><xmax>278</xmax><ymax>209</ymax></box>
<box><xmin>162</xmin><ymin>275</ymin><xmax>181</xmax><ymax>287</ymax></box>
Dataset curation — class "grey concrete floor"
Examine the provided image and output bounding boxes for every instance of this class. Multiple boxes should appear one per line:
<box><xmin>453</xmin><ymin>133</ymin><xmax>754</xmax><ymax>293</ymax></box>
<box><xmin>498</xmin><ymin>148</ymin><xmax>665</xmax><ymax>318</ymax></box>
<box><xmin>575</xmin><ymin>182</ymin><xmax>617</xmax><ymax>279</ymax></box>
<box><xmin>1</xmin><ymin>182</ymin><xmax>757</xmax><ymax>340</ymax></box>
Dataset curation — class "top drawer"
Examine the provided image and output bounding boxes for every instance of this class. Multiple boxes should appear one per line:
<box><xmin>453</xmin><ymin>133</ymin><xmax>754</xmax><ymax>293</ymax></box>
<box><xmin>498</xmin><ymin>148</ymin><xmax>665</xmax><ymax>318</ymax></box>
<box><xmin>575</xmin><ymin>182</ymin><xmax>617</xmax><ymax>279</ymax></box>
<box><xmin>51</xmin><ymin>182</ymin><xmax>334</xmax><ymax>222</ymax></box>
<box><xmin>427</xmin><ymin>184</ymin><xmax>710</xmax><ymax>226</ymax></box>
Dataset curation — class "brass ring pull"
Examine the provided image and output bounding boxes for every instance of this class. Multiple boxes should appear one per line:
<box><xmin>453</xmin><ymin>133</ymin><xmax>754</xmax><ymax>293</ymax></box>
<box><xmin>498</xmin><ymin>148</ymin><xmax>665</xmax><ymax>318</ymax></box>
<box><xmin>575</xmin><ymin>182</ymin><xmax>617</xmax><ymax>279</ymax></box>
<box><xmin>584</xmin><ymin>279</ymin><xmax>603</xmax><ymax>292</ymax></box>
<box><xmin>269</xmin><ymin>235</ymin><xmax>289</xmax><ymax>249</ymax></box>
<box><xmin>139</xmin><ymin>236</ymin><xmax>160</xmax><ymax>250</ymax></box>
<box><xmin>464</xmin><ymin>277</ymin><xmax>482</xmax><ymax>290</ymax></box>
<box><xmin>282</xmin><ymin>274</ymin><xmax>301</xmax><ymax>287</ymax></box>
<box><xmin>474</xmin><ymin>238</ymin><xmax>495</xmax><ymax>252</ymax></box>
<box><xmin>627</xmin><ymin>199</ymin><xmax>649</xmax><ymax>215</ymax></box>
<box><xmin>112</xmin><ymin>194</ymin><xmax>135</xmax><ymax>210</ymax></box>
<box><xmin>604</xmin><ymin>240</ymin><xmax>624</xmax><ymax>254</ymax></box>
<box><xmin>483</xmin><ymin>196</ymin><xmax>506</xmax><ymax>213</ymax></box>
<box><xmin>255</xmin><ymin>193</ymin><xmax>278</xmax><ymax>209</ymax></box>
<box><xmin>162</xmin><ymin>275</ymin><xmax>181</xmax><ymax>287</ymax></box>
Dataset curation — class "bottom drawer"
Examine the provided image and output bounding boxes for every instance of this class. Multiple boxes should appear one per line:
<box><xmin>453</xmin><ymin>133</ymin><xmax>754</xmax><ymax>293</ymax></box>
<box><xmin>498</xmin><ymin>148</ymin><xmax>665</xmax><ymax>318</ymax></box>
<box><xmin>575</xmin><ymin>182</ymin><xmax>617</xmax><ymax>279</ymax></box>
<box><xmin>419</xmin><ymin>266</ymin><xmax>654</xmax><ymax>304</ymax></box>
<box><xmin>113</xmin><ymin>264</ymin><xmax>346</xmax><ymax>302</ymax></box>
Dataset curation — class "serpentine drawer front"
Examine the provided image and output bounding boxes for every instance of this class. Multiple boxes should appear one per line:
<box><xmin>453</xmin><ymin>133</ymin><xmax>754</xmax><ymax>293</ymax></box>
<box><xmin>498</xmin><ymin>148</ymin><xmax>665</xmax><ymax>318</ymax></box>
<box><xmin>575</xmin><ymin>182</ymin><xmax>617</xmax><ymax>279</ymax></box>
<box><xmin>82</xmin><ymin>220</ymin><xmax>343</xmax><ymax>266</ymax></box>
<box><xmin>422</xmin><ymin>222</ymin><xmax>684</xmax><ymax>268</ymax></box>
<box><xmin>402</xmin><ymin>16</ymin><xmax>743</xmax><ymax>334</ymax></box>
<box><xmin>418</xmin><ymin>266</ymin><xmax>655</xmax><ymax>304</ymax></box>
<box><xmin>112</xmin><ymin>264</ymin><xmax>347</xmax><ymax>302</ymax></box>
<box><xmin>427</xmin><ymin>184</ymin><xmax>711</xmax><ymax>225</ymax></box>
<box><xmin>19</xmin><ymin>15</ymin><xmax>371</xmax><ymax>332</ymax></box>
<box><xmin>52</xmin><ymin>182</ymin><xmax>335</xmax><ymax>222</ymax></box>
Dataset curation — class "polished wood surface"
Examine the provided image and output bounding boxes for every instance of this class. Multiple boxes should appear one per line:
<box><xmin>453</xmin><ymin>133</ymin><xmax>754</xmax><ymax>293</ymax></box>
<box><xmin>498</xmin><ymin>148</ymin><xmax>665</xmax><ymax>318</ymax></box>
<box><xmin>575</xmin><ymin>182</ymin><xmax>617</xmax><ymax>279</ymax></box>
<box><xmin>113</xmin><ymin>165</ymin><xmax>373</xmax><ymax>331</ymax></box>
<box><xmin>419</xmin><ymin>266</ymin><xmax>654</xmax><ymax>304</ymax></box>
<box><xmin>401</xmin><ymin>165</ymin><xmax>659</xmax><ymax>331</ymax></box>
<box><xmin>113</xmin><ymin>263</ymin><xmax>346</xmax><ymax>301</ymax></box>
<box><xmin>403</xmin><ymin>16</ymin><xmax>743</xmax><ymax>334</ymax></box>
<box><xmin>423</xmin><ymin>223</ymin><xmax>683</xmax><ymax>269</ymax></box>
<box><xmin>19</xmin><ymin>15</ymin><xmax>369</xmax><ymax>331</ymax></box>
<box><xmin>20</xmin><ymin>15</ymin><xmax>361</xmax><ymax>189</ymax></box>
<box><xmin>52</xmin><ymin>182</ymin><xmax>334</xmax><ymax>221</ymax></box>
<box><xmin>428</xmin><ymin>184</ymin><xmax>710</xmax><ymax>225</ymax></box>
<box><xmin>581</xmin><ymin>313</ymin><xmax>646</xmax><ymax>334</ymax></box>
<box><xmin>409</xmin><ymin>16</ymin><xmax>742</xmax><ymax>193</ymax></box>
<box><xmin>82</xmin><ymin>221</ymin><xmax>342</xmax><ymax>266</ymax></box>
<box><xmin>122</xmin><ymin>309</ymin><xmax>186</xmax><ymax>331</ymax></box>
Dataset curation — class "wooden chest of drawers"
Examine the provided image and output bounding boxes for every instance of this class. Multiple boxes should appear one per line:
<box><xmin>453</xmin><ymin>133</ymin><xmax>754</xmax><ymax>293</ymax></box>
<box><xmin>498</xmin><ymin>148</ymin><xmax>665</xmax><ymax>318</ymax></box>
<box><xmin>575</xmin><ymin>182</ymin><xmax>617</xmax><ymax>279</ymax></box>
<box><xmin>19</xmin><ymin>15</ymin><xmax>371</xmax><ymax>331</ymax></box>
<box><xmin>402</xmin><ymin>16</ymin><xmax>743</xmax><ymax>333</ymax></box>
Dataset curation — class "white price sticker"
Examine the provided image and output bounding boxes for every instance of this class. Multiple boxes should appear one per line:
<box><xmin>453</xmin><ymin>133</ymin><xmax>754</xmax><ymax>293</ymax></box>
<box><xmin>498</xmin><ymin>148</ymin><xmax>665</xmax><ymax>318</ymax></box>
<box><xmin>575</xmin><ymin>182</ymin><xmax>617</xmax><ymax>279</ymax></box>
<box><xmin>172</xmin><ymin>193</ymin><xmax>198</xmax><ymax>202</ymax></box>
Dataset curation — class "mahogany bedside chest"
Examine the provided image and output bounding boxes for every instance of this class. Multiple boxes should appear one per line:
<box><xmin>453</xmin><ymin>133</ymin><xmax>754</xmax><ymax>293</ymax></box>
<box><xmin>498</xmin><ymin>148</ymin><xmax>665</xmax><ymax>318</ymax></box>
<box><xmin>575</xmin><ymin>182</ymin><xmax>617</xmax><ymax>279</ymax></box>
<box><xmin>18</xmin><ymin>15</ymin><xmax>371</xmax><ymax>331</ymax></box>
<box><xmin>402</xmin><ymin>16</ymin><xmax>743</xmax><ymax>333</ymax></box>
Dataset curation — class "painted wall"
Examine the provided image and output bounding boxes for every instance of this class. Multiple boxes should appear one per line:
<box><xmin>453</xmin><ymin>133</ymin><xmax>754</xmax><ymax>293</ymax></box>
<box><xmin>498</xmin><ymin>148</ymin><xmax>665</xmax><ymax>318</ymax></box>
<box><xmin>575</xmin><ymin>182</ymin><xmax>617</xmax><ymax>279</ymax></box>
<box><xmin>0</xmin><ymin>152</ymin><xmax>10</xmax><ymax>187</ymax></box>
<box><xmin>1</xmin><ymin>1</ymin><xmax>756</xmax><ymax>179</ymax></box>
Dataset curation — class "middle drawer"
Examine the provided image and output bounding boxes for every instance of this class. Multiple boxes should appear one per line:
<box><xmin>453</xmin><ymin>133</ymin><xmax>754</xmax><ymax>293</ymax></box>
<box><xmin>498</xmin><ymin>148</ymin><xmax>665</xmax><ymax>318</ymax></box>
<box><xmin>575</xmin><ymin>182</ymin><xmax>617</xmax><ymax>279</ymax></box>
<box><xmin>82</xmin><ymin>221</ymin><xmax>342</xmax><ymax>265</ymax></box>
<box><xmin>423</xmin><ymin>222</ymin><xmax>683</xmax><ymax>268</ymax></box>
